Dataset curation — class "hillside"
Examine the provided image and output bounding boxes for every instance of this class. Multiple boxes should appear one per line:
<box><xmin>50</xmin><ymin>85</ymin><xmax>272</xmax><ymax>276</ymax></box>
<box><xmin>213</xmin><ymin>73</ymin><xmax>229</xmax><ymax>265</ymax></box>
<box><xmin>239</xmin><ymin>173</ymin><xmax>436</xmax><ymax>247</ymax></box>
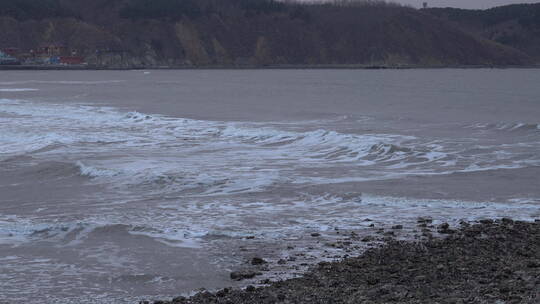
<box><xmin>0</xmin><ymin>0</ymin><xmax>534</xmax><ymax>68</ymax></box>
<box><xmin>426</xmin><ymin>3</ymin><xmax>540</xmax><ymax>62</ymax></box>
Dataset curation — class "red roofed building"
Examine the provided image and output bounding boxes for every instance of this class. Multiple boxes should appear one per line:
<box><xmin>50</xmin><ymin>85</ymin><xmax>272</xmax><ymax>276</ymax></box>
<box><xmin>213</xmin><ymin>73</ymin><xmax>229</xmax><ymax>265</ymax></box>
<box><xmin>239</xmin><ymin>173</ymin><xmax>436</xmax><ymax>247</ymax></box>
<box><xmin>60</xmin><ymin>56</ymin><xmax>85</xmax><ymax>65</ymax></box>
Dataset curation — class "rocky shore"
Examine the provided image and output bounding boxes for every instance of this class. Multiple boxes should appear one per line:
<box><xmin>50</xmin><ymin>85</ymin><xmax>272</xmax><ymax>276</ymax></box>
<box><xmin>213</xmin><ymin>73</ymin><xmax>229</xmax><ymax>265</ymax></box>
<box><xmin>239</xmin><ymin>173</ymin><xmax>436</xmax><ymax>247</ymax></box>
<box><xmin>149</xmin><ymin>219</ymin><xmax>539</xmax><ymax>304</ymax></box>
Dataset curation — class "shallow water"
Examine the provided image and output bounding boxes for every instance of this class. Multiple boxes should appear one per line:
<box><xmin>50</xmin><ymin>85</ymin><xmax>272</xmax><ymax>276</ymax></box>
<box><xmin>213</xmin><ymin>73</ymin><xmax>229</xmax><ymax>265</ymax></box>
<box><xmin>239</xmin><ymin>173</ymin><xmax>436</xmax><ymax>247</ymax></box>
<box><xmin>1</xmin><ymin>69</ymin><xmax>539</xmax><ymax>303</ymax></box>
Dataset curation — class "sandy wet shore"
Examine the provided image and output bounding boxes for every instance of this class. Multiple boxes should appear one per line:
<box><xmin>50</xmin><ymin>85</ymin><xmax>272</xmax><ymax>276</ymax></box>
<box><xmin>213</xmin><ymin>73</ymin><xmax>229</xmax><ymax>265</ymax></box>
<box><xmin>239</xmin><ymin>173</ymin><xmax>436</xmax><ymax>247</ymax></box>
<box><xmin>148</xmin><ymin>218</ymin><xmax>539</xmax><ymax>304</ymax></box>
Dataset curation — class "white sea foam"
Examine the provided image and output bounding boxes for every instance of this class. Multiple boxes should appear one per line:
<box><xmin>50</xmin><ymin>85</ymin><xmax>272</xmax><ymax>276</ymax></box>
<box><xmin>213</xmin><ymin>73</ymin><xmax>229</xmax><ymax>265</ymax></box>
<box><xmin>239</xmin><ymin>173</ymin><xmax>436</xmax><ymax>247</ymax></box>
<box><xmin>466</xmin><ymin>122</ymin><xmax>540</xmax><ymax>132</ymax></box>
<box><xmin>0</xmin><ymin>217</ymin><xmax>88</xmax><ymax>245</ymax></box>
<box><xmin>2</xmin><ymin>99</ymin><xmax>540</xmax><ymax>197</ymax></box>
<box><xmin>0</xmin><ymin>88</ymin><xmax>39</xmax><ymax>92</ymax></box>
<box><xmin>76</xmin><ymin>161</ymin><xmax>119</xmax><ymax>178</ymax></box>
<box><xmin>2</xmin><ymin>191</ymin><xmax>538</xmax><ymax>250</ymax></box>
<box><xmin>144</xmin><ymin>192</ymin><xmax>540</xmax><ymax>250</ymax></box>
<box><xmin>0</xmin><ymin>80</ymin><xmax>125</xmax><ymax>85</ymax></box>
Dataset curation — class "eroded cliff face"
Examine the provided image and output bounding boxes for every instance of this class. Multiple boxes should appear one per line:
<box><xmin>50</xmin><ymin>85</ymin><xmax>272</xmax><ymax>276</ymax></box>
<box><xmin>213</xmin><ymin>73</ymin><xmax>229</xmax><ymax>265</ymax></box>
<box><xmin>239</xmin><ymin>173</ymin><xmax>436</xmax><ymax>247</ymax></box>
<box><xmin>0</xmin><ymin>3</ymin><xmax>533</xmax><ymax>68</ymax></box>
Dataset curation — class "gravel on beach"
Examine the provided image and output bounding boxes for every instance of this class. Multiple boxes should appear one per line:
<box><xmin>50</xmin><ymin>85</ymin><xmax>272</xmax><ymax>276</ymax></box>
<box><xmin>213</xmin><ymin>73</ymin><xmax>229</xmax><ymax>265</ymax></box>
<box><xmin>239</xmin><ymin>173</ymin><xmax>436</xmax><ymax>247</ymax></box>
<box><xmin>150</xmin><ymin>219</ymin><xmax>539</xmax><ymax>304</ymax></box>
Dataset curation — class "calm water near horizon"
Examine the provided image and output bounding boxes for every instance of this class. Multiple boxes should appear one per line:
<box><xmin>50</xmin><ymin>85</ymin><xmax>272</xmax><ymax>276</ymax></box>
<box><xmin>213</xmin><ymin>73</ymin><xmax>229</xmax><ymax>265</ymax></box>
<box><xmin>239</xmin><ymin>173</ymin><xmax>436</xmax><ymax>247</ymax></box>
<box><xmin>1</xmin><ymin>69</ymin><xmax>539</xmax><ymax>303</ymax></box>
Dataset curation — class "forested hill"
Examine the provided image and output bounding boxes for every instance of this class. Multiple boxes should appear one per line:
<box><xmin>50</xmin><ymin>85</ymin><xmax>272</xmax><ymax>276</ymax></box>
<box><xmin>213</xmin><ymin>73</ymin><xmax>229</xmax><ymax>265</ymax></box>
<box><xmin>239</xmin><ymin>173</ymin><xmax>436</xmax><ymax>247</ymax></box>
<box><xmin>426</xmin><ymin>3</ymin><xmax>540</xmax><ymax>62</ymax></box>
<box><xmin>0</xmin><ymin>0</ymin><xmax>536</xmax><ymax>68</ymax></box>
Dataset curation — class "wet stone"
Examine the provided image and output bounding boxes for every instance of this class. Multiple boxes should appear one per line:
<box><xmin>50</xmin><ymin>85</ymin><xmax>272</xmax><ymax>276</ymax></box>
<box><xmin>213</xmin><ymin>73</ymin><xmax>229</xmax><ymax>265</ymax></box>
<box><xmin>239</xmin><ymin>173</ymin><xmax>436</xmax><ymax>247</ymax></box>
<box><xmin>417</xmin><ymin>217</ymin><xmax>433</xmax><ymax>224</ymax></box>
<box><xmin>230</xmin><ymin>271</ymin><xmax>259</xmax><ymax>281</ymax></box>
<box><xmin>361</xmin><ymin>236</ymin><xmax>374</xmax><ymax>242</ymax></box>
<box><xmin>158</xmin><ymin>220</ymin><xmax>540</xmax><ymax>304</ymax></box>
<box><xmin>215</xmin><ymin>288</ymin><xmax>229</xmax><ymax>297</ymax></box>
<box><xmin>251</xmin><ymin>257</ymin><xmax>267</xmax><ymax>265</ymax></box>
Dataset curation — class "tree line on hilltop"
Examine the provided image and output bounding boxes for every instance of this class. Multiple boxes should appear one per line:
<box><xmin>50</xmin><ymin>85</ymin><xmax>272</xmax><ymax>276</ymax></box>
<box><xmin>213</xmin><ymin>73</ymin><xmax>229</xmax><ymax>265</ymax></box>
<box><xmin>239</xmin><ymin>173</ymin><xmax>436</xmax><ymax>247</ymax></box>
<box><xmin>0</xmin><ymin>0</ymin><xmax>399</xmax><ymax>22</ymax></box>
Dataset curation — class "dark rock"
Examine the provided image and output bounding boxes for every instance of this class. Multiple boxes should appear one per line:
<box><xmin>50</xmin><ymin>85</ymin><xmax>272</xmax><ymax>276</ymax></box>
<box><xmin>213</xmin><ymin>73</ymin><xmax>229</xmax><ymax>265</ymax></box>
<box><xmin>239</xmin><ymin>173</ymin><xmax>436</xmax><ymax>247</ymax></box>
<box><xmin>361</xmin><ymin>236</ymin><xmax>374</xmax><ymax>242</ymax></box>
<box><xmin>196</xmin><ymin>291</ymin><xmax>214</xmax><ymax>299</ymax></box>
<box><xmin>251</xmin><ymin>257</ymin><xmax>267</xmax><ymax>265</ymax></box>
<box><xmin>277</xmin><ymin>259</ymin><xmax>287</xmax><ymax>265</ymax></box>
<box><xmin>499</xmin><ymin>285</ymin><xmax>511</xmax><ymax>293</ymax></box>
<box><xmin>526</xmin><ymin>261</ymin><xmax>539</xmax><ymax>268</ymax></box>
<box><xmin>366</xmin><ymin>276</ymin><xmax>380</xmax><ymax>285</ymax></box>
<box><xmin>230</xmin><ymin>271</ymin><xmax>259</xmax><ymax>281</ymax></box>
<box><xmin>311</xmin><ymin>232</ymin><xmax>321</xmax><ymax>237</ymax></box>
<box><xmin>171</xmin><ymin>296</ymin><xmax>186</xmax><ymax>303</ymax></box>
<box><xmin>438</xmin><ymin>222</ymin><xmax>455</xmax><ymax>234</ymax></box>
<box><xmin>417</xmin><ymin>217</ymin><xmax>433</xmax><ymax>224</ymax></box>
<box><xmin>158</xmin><ymin>220</ymin><xmax>540</xmax><ymax>304</ymax></box>
<box><xmin>215</xmin><ymin>288</ymin><xmax>229</xmax><ymax>297</ymax></box>
<box><xmin>392</xmin><ymin>225</ymin><xmax>403</xmax><ymax>230</ymax></box>
<box><xmin>501</xmin><ymin>218</ymin><xmax>514</xmax><ymax>225</ymax></box>
<box><xmin>245</xmin><ymin>285</ymin><xmax>256</xmax><ymax>292</ymax></box>
<box><xmin>459</xmin><ymin>220</ymin><xmax>470</xmax><ymax>227</ymax></box>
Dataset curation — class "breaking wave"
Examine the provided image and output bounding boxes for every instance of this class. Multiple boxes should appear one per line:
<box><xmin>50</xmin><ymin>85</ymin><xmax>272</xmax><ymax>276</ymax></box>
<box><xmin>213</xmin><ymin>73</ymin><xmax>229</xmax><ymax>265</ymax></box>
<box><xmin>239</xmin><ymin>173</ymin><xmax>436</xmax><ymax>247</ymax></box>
<box><xmin>0</xmin><ymin>218</ymin><xmax>202</xmax><ymax>248</ymax></box>
<box><xmin>467</xmin><ymin>122</ymin><xmax>540</xmax><ymax>132</ymax></box>
<box><xmin>76</xmin><ymin>161</ymin><xmax>119</xmax><ymax>178</ymax></box>
<box><xmin>2</xmin><ymin>99</ymin><xmax>540</xmax><ymax>196</ymax></box>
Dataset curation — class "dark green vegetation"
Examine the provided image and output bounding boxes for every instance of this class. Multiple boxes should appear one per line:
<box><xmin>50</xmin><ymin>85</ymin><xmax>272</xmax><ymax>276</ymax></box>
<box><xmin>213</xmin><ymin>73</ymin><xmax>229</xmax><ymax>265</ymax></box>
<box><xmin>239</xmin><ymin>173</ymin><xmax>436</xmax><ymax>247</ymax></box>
<box><xmin>0</xmin><ymin>0</ymin><xmax>539</xmax><ymax>67</ymax></box>
<box><xmin>119</xmin><ymin>0</ymin><xmax>202</xmax><ymax>20</ymax></box>
<box><xmin>0</xmin><ymin>0</ymin><xmax>74</xmax><ymax>21</ymax></box>
<box><xmin>426</xmin><ymin>3</ymin><xmax>540</xmax><ymax>61</ymax></box>
<box><xmin>154</xmin><ymin>219</ymin><xmax>540</xmax><ymax>304</ymax></box>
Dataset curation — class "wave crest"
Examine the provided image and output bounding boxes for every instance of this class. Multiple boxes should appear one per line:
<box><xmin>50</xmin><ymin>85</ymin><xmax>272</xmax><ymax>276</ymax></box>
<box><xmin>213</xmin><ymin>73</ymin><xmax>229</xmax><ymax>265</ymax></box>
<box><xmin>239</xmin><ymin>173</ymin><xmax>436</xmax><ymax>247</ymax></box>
<box><xmin>468</xmin><ymin>122</ymin><xmax>540</xmax><ymax>132</ymax></box>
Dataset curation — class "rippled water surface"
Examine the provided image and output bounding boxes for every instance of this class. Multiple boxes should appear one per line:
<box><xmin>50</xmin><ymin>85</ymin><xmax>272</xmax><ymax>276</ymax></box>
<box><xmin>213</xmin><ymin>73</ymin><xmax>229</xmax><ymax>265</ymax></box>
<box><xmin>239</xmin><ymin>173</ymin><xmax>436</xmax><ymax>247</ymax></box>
<box><xmin>1</xmin><ymin>69</ymin><xmax>539</xmax><ymax>303</ymax></box>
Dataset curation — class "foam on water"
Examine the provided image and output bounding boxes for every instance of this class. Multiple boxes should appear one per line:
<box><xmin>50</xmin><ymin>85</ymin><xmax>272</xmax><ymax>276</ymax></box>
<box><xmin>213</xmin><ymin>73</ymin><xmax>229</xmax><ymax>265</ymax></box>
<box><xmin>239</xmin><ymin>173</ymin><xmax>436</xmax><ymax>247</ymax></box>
<box><xmin>138</xmin><ymin>193</ymin><xmax>540</xmax><ymax>249</ymax></box>
<box><xmin>0</xmin><ymin>80</ymin><xmax>125</xmax><ymax>85</ymax></box>
<box><xmin>1</xmin><ymin>70</ymin><xmax>540</xmax><ymax>304</ymax></box>
<box><xmin>0</xmin><ymin>216</ymin><xmax>89</xmax><ymax>245</ymax></box>
<box><xmin>2</xmin><ymin>191</ymin><xmax>537</xmax><ymax>251</ymax></box>
<box><xmin>466</xmin><ymin>122</ymin><xmax>540</xmax><ymax>133</ymax></box>
<box><xmin>2</xmin><ymin>99</ymin><xmax>540</xmax><ymax>197</ymax></box>
<box><xmin>1</xmin><ymin>98</ymin><xmax>539</xmax><ymax>283</ymax></box>
<box><xmin>76</xmin><ymin>161</ymin><xmax>120</xmax><ymax>178</ymax></box>
<box><xmin>0</xmin><ymin>88</ymin><xmax>39</xmax><ymax>92</ymax></box>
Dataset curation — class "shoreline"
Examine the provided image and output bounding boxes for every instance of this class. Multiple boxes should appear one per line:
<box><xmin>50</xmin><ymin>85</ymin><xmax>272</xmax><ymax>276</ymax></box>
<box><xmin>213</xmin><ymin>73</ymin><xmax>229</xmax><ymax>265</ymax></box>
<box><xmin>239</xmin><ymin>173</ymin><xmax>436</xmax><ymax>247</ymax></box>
<box><xmin>147</xmin><ymin>218</ymin><xmax>539</xmax><ymax>304</ymax></box>
<box><xmin>2</xmin><ymin>64</ymin><xmax>540</xmax><ymax>71</ymax></box>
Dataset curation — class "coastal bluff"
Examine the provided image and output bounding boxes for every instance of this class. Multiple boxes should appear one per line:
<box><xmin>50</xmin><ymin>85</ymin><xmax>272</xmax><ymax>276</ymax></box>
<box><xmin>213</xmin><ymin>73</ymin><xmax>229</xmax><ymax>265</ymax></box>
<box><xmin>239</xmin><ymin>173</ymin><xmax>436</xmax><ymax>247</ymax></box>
<box><xmin>1</xmin><ymin>0</ymin><xmax>538</xmax><ymax>68</ymax></box>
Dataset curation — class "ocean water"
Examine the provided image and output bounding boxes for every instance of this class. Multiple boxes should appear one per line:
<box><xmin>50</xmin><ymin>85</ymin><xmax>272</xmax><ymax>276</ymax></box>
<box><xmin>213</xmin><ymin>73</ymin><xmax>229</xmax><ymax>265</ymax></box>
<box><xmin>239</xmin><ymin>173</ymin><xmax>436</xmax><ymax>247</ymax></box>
<box><xmin>1</xmin><ymin>69</ymin><xmax>539</xmax><ymax>303</ymax></box>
